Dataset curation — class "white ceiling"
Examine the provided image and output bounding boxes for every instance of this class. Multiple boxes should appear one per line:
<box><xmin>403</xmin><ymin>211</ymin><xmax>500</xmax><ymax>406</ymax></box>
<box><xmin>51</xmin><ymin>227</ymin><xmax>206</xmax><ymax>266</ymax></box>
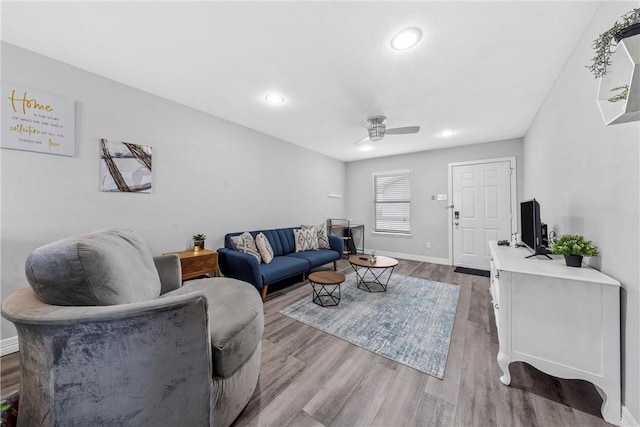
<box><xmin>1</xmin><ymin>1</ymin><xmax>599</xmax><ymax>162</ymax></box>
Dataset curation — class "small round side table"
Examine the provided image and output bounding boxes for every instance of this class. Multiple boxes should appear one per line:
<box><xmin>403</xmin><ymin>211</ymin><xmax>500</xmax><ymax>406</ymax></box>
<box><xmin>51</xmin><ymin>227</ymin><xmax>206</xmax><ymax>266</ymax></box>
<box><xmin>308</xmin><ymin>271</ymin><xmax>346</xmax><ymax>307</ymax></box>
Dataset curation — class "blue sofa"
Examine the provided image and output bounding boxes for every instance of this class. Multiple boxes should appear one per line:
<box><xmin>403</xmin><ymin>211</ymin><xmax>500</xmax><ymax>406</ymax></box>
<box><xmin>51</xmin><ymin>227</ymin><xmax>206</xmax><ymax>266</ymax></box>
<box><xmin>218</xmin><ymin>227</ymin><xmax>343</xmax><ymax>300</ymax></box>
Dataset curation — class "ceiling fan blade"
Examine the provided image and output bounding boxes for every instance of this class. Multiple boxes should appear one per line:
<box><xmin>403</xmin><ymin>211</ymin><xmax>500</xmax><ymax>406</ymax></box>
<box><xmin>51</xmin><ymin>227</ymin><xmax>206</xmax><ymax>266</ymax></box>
<box><xmin>354</xmin><ymin>135</ymin><xmax>371</xmax><ymax>145</ymax></box>
<box><xmin>351</xmin><ymin>119</ymin><xmax>370</xmax><ymax>129</ymax></box>
<box><xmin>386</xmin><ymin>126</ymin><xmax>420</xmax><ymax>135</ymax></box>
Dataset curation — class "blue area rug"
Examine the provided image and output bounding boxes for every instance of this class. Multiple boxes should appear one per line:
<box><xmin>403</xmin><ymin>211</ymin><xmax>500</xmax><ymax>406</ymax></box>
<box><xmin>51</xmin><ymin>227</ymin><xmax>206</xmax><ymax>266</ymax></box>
<box><xmin>280</xmin><ymin>273</ymin><xmax>460</xmax><ymax>379</ymax></box>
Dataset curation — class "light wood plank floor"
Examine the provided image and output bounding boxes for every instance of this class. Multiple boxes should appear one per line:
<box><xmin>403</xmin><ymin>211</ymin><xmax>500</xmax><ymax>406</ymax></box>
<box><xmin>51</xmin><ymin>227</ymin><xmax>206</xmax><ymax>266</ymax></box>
<box><xmin>1</xmin><ymin>258</ymin><xmax>612</xmax><ymax>426</ymax></box>
<box><xmin>234</xmin><ymin>258</ymin><xmax>612</xmax><ymax>427</ymax></box>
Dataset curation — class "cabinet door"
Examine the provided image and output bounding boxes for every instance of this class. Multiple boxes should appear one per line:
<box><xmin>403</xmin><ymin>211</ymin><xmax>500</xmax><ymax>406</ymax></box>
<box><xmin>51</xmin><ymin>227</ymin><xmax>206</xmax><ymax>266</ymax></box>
<box><xmin>181</xmin><ymin>253</ymin><xmax>218</xmax><ymax>280</ymax></box>
<box><xmin>489</xmin><ymin>259</ymin><xmax>501</xmax><ymax>337</ymax></box>
<box><xmin>510</xmin><ymin>273</ymin><xmax>604</xmax><ymax>375</ymax></box>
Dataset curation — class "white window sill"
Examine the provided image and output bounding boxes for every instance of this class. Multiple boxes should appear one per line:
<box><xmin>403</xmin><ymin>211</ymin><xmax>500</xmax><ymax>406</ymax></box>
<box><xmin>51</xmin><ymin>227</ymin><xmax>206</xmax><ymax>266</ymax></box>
<box><xmin>372</xmin><ymin>231</ymin><xmax>412</xmax><ymax>239</ymax></box>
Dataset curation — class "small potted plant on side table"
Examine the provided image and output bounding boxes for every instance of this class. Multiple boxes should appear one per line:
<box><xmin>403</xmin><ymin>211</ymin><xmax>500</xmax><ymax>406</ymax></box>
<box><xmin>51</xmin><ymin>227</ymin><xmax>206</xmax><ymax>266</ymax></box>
<box><xmin>192</xmin><ymin>234</ymin><xmax>206</xmax><ymax>252</ymax></box>
<box><xmin>550</xmin><ymin>234</ymin><xmax>598</xmax><ymax>267</ymax></box>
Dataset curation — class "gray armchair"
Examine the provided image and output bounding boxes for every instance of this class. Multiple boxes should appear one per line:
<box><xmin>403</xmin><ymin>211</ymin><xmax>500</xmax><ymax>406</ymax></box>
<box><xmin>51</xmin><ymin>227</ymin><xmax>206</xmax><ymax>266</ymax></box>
<box><xmin>1</xmin><ymin>228</ymin><xmax>263</xmax><ymax>427</ymax></box>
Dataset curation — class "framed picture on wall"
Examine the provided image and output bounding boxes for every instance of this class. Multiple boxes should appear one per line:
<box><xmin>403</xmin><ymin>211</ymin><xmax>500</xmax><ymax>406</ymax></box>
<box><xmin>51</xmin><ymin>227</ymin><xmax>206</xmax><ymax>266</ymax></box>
<box><xmin>1</xmin><ymin>82</ymin><xmax>75</xmax><ymax>156</ymax></box>
<box><xmin>100</xmin><ymin>139</ymin><xmax>152</xmax><ymax>193</ymax></box>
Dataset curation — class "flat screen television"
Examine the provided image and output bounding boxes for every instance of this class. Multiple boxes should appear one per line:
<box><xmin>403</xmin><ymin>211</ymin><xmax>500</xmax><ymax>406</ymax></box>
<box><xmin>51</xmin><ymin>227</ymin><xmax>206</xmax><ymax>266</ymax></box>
<box><xmin>520</xmin><ymin>199</ymin><xmax>551</xmax><ymax>259</ymax></box>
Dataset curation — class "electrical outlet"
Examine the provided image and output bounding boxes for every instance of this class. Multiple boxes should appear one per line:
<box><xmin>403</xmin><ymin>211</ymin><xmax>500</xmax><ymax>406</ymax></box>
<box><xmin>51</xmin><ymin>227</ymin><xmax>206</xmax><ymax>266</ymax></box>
<box><xmin>426</xmin><ymin>242</ymin><xmax>431</xmax><ymax>249</ymax></box>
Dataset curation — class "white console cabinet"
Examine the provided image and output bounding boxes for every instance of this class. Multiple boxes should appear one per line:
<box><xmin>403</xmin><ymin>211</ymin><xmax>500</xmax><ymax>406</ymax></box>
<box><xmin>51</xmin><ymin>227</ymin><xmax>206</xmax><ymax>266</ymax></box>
<box><xmin>488</xmin><ymin>241</ymin><xmax>621</xmax><ymax>425</ymax></box>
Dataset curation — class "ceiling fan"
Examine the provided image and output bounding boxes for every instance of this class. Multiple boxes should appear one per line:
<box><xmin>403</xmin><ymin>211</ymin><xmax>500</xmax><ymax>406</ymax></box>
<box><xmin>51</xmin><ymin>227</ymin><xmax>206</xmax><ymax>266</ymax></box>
<box><xmin>354</xmin><ymin>116</ymin><xmax>420</xmax><ymax>145</ymax></box>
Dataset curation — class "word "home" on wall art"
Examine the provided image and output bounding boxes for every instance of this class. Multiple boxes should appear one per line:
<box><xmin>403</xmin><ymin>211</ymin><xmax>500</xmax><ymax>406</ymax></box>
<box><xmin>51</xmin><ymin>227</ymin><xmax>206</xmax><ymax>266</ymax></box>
<box><xmin>1</xmin><ymin>82</ymin><xmax>75</xmax><ymax>156</ymax></box>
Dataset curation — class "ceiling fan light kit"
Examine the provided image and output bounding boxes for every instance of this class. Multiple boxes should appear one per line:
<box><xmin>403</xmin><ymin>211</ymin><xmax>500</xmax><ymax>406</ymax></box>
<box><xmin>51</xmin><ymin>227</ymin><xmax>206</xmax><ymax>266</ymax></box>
<box><xmin>367</xmin><ymin>116</ymin><xmax>386</xmax><ymax>141</ymax></box>
<box><xmin>355</xmin><ymin>115</ymin><xmax>420</xmax><ymax>145</ymax></box>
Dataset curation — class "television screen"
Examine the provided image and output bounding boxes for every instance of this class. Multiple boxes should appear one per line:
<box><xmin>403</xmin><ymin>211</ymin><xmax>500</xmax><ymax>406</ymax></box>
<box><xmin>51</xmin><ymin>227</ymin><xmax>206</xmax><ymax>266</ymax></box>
<box><xmin>520</xmin><ymin>199</ymin><xmax>540</xmax><ymax>251</ymax></box>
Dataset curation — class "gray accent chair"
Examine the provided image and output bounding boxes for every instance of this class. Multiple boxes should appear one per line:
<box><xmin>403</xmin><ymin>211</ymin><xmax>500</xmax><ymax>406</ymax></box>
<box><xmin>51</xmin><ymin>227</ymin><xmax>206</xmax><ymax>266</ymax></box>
<box><xmin>1</xmin><ymin>228</ymin><xmax>263</xmax><ymax>427</ymax></box>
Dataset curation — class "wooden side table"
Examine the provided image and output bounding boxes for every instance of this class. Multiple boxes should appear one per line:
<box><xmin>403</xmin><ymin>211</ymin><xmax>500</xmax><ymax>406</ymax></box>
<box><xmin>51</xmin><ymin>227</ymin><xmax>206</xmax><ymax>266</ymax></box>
<box><xmin>308</xmin><ymin>271</ymin><xmax>346</xmax><ymax>307</ymax></box>
<box><xmin>348</xmin><ymin>255</ymin><xmax>398</xmax><ymax>292</ymax></box>
<box><xmin>164</xmin><ymin>249</ymin><xmax>219</xmax><ymax>281</ymax></box>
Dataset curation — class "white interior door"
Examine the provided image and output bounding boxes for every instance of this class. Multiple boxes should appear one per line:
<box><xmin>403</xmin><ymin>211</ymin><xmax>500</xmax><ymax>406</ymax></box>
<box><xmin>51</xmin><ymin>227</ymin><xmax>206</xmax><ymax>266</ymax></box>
<box><xmin>451</xmin><ymin>159</ymin><xmax>514</xmax><ymax>270</ymax></box>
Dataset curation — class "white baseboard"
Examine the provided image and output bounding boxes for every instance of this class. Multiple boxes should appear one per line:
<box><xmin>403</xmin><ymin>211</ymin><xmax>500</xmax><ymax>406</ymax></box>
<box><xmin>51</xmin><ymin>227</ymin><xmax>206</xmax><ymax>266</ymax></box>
<box><xmin>364</xmin><ymin>249</ymin><xmax>450</xmax><ymax>266</ymax></box>
<box><xmin>1</xmin><ymin>336</ymin><xmax>19</xmax><ymax>356</ymax></box>
<box><xmin>622</xmin><ymin>406</ymin><xmax>639</xmax><ymax>427</ymax></box>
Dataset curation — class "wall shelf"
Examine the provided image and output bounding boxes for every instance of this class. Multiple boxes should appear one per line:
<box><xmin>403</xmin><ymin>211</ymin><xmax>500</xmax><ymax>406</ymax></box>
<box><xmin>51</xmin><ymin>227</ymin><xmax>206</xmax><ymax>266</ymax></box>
<box><xmin>597</xmin><ymin>34</ymin><xmax>640</xmax><ymax>125</ymax></box>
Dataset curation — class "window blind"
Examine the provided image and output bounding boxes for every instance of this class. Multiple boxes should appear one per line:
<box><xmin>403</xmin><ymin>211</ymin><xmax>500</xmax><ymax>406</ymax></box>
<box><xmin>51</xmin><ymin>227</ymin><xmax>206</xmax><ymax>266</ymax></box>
<box><xmin>373</xmin><ymin>170</ymin><xmax>411</xmax><ymax>234</ymax></box>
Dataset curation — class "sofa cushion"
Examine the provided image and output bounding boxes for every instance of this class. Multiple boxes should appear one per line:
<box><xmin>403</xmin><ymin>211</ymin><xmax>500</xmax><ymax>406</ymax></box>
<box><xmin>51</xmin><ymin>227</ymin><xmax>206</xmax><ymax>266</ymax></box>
<box><xmin>260</xmin><ymin>256</ymin><xmax>310</xmax><ymax>285</ymax></box>
<box><xmin>316</xmin><ymin>225</ymin><xmax>331</xmax><ymax>249</ymax></box>
<box><xmin>163</xmin><ymin>277</ymin><xmax>263</xmax><ymax>378</ymax></box>
<box><xmin>226</xmin><ymin>228</ymin><xmax>298</xmax><ymax>257</ymax></box>
<box><xmin>255</xmin><ymin>230</ymin><xmax>278</xmax><ymax>256</ymax></box>
<box><xmin>294</xmin><ymin>228</ymin><xmax>319</xmax><ymax>252</ymax></box>
<box><xmin>287</xmin><ymin>249</ymin><xmax>341</xmax><ymax>268</ymax></box>
<box><xmin>255</xmin><ymin>232</ymin><xmax>274</xmax><ymax>264</ymax></box>
<box><xmin>275</xmin><ymin>228</ymin><xmax>296</xmax><ymax>255</ymax></box>
<box><xmin>302</xmin><ymin>224</ymin><xmax>330</xmax><ymax>249</ymax></box>
<box><xmin>230</xmin><ymin>232</ymin><xmax>261</xmax><ymax>262</ymax></box>
<box><xmin>25</xmin><ymin>228</ymin><xmax>161</xmax><ymax>306</ymax></box>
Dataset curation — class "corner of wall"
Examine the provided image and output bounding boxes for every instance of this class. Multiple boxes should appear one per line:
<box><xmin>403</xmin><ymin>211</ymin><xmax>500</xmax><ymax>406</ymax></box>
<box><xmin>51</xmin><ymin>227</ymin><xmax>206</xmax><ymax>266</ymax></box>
<box><xmin>622</xmin><ymin>405</ymin><xmax>640</xmax><ymax>427</ymax></box>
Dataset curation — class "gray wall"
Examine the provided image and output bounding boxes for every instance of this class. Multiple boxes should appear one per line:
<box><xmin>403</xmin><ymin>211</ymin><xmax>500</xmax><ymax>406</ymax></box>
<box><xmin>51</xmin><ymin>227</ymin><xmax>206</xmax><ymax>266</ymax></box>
<box><xmin>345</xmin><ymin>139</ymin><xmax>524</xmax><ymax>261</ymax></box>
<box><xmin>0</xmin><ymin>42</ymin><xmax>346</xmax><ymax>339</ymax></box>
<box><xmin>523</xmin><ymin>1</ymin><xmax>640</xmax><ymax>421</ymax></box>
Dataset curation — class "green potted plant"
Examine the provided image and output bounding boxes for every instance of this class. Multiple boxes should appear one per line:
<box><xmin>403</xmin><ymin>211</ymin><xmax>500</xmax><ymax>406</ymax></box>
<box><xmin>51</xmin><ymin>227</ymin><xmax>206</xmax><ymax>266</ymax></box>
<box><xmin>192</xmin><ymin>233</ymin><xmax>206</xmax><ymax>251</ymax></box>
<box><xmin>550</xmin><ymin>234</ymin><xmax>598</xmax><ymax>267</ymax></box>
<box><xmin>608</xmin><ymin>84</ymin><xmax>629</xmax><ymax>102</ymax></box>
<box><xmin>587</xmin><ymin>8</ymin><xmax>640</xmax><ymax>78</ymax></box>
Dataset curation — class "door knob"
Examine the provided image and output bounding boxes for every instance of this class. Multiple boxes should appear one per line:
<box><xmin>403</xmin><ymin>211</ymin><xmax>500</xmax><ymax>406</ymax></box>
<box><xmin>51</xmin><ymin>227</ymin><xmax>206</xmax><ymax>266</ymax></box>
<box><xmin>455</xmin><ymin>222</ymin><xmax>459</xmax><ymax>226</ymax></box>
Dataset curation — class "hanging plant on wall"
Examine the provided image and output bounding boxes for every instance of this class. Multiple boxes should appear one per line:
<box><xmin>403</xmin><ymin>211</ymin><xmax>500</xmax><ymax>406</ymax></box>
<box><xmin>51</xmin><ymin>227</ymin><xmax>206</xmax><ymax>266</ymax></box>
<box><xmin>608</xmin><ymin>84</ymin><xmax>629</xmax><ymax>102</ymax></box>
<box><xmin>587</xmin><ymin>8</ymin><xmax>640</xmax><ymax>78</ymax></box>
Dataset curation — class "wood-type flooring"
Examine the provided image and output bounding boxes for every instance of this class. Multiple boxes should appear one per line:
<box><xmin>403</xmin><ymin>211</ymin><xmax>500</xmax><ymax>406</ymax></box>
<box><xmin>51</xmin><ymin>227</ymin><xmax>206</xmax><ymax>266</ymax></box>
<box><xmin>0</xmin><ymin>258</ymin><xmax>613</xmax><ymax>426</ymax></box>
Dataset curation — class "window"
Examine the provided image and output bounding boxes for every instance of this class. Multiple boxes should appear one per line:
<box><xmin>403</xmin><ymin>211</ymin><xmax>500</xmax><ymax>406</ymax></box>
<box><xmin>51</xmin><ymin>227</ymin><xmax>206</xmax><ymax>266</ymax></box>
<box><xmin>373</xmin><ymin>170</ymin><xmax>411</xmax><ymax>234</ymax></box>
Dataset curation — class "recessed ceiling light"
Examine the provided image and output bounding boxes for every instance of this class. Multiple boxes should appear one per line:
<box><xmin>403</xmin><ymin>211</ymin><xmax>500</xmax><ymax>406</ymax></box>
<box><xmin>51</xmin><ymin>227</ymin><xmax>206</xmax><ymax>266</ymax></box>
<box><xmin>391</xmin><ymin>27</ymin><xmax>422</xmax><ymax>51</ymax></box>
<box><xmin>265</xmin><ymin>93</ymin><xmax>285</xmax><ymax>105</ymax></box>
<box><xmin>359</xmin><ymin>145</ymin><xmax>374</xmax><ymax>152</ymax></box>
<box><xmin>438</xmin><ymin>129</ymin><xmax>457</xmax><ymax>138</ymax></box>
